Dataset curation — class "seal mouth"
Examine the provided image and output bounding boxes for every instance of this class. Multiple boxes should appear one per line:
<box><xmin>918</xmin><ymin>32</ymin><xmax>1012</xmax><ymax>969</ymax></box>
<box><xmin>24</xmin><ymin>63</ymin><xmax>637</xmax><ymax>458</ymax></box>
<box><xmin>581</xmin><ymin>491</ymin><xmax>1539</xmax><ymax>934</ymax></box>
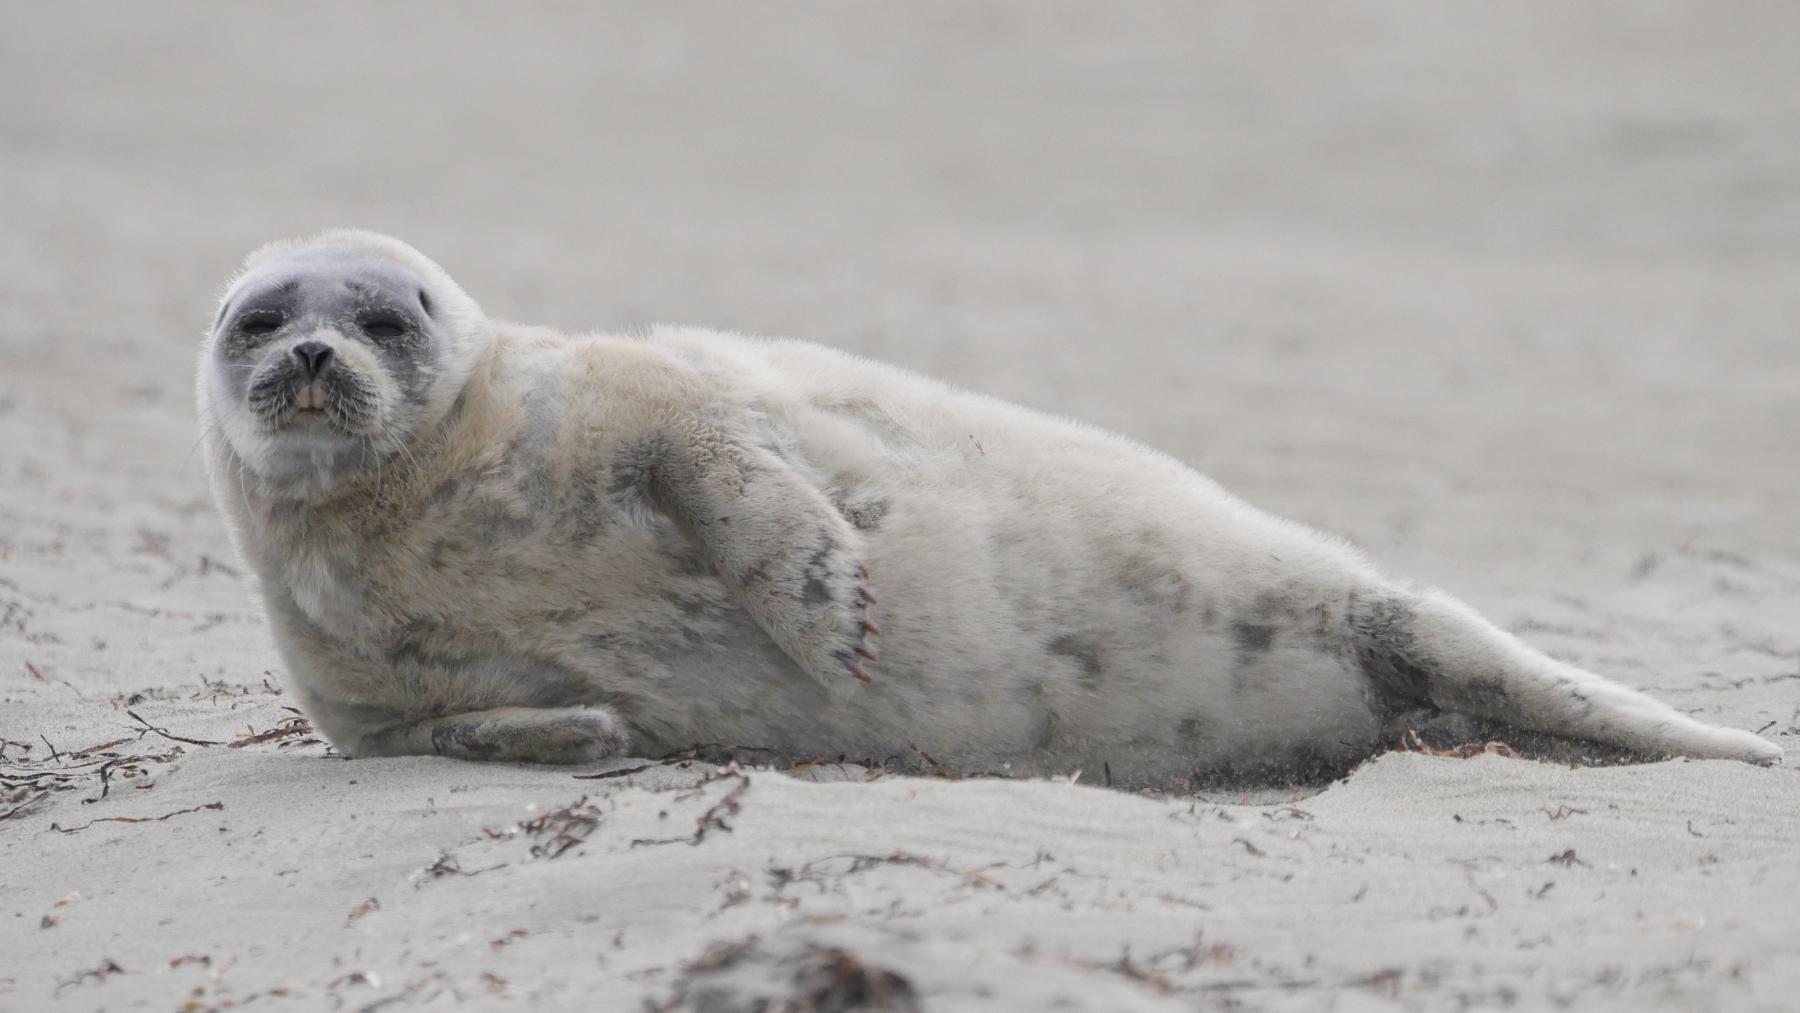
<box><xmin>294</xmin><ymin>382</ymin><xmax>329</xmax><ymax>413</ymax></box>
<box><xmin>246</xmin><ymin>358</ymin><xmax>379</xmax><ymax>435</ymax></box>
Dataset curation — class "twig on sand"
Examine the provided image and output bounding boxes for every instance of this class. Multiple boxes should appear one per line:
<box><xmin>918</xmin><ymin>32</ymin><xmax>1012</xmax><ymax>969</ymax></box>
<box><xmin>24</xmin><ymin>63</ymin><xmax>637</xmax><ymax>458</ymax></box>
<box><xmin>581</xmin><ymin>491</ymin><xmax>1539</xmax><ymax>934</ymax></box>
<box><xmin>25</xmin><ymin>661</ymin><xmax>86</xmax><ymax>699</ymax></box>
<box><xmin>125</xmin><ymin>710</ymin><xmax>222</xmax><ymax>747</ymax></box>
<box><xmin>50</xmin><ymin>801</ymin><xmax>222</xmax><ymax>834</ymax></box>
<box><xmin>53</xmin><ymin>958</ymin><xmax>126</xmax><ymax>995</ymax></box>
<box><xmin>412</xmin><ymin>850</ymin><xmax>507</xmax><ymax>885</ymax></box>
<box><xmin>1081</xmin><ymin>949</ymin><xmax>1176</xmax><ymax>995</ymax></box>
<box><xmin>228</xmin><ymin>717</ymin><xmax>314</xmax><ymax>748</ymax></box>
<box><xmin>777</xmin><ymin>850</ymin><xmax>1012</xmax><ymax>893</ymax></box>
<box><xmin>1</xmin><ymin>792</ymin><xmax>51</xmax><ymax>822</ymax></box>
<box><xmin>1547</xmin><ymin>848</ymin><xmax>1590</xmax><ymax>868</ymax></box>
<box><xmin>572</xmin><ymin>762</ymin><xmax>657</xmax><ymax>781</ymax></box>
<box><xmin>630</xmin><ymin>763</ymin><xmax>751</xmax><ymax>847</ymax></box>
<box><xmin>572</xmin><ymin>743</ymin><xmax>784</xmax><ymax>780</ymax></box>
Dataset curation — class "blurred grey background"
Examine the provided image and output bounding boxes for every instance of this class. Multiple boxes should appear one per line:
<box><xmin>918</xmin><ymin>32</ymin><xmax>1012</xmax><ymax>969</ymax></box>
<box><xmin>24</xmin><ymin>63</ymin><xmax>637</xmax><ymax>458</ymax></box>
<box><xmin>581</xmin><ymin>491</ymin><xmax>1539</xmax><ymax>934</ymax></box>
<box><xmin>2</xmin><ymin>2</ymin><xmax>1796</xmax><ymax>594</ymax></box>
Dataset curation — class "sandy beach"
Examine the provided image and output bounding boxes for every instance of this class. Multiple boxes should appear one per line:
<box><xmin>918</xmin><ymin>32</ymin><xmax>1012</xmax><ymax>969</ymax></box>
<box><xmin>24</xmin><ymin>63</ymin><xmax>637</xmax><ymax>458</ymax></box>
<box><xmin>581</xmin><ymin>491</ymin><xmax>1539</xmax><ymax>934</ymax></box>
<box><xmin>3</xmin><ymin>4</ymin><xmax>1797</xmax><ymax>1009</ymax></box>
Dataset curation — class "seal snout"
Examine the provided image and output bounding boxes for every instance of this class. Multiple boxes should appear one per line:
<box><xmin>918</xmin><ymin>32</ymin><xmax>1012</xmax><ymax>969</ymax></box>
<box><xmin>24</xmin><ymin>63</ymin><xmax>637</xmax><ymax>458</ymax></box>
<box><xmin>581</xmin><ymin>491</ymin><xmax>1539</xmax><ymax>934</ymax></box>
<box><xmin>290</xmin><ymin>340</ymin><xmax>336</xmax><ymax>412</ymax></box>
<box><xmin>291</xmin><ymin>339</ymin><xmax>335</xmax><ymax>379</ymax></box>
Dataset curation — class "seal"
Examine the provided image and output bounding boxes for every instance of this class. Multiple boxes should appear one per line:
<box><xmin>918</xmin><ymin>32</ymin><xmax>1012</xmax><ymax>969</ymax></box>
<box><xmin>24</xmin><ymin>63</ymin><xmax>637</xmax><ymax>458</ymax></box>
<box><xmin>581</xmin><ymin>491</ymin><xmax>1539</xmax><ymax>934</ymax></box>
<box><xmin>196</xmin><ymin>230</ymin><xmax>1782</xmax><ymax>785</ymax></box>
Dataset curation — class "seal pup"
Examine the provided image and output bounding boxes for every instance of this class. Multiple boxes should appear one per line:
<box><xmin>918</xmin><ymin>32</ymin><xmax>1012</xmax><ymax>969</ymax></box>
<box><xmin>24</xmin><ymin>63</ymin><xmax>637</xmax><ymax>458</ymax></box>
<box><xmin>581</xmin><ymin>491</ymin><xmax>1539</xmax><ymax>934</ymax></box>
<box><xmin>196</xmin><ymin>230</ymin><xmax>1781</xmax><ymax>785</ymax></box>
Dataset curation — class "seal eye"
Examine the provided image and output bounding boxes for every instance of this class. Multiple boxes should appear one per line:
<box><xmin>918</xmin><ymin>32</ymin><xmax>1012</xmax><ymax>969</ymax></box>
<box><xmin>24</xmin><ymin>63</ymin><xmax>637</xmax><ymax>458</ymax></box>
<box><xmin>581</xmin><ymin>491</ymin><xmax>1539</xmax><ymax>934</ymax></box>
<box><xmin>361</xmin><ymin>315</ymin><xmax>406</xmax><ymax>340</ymax></box>
<box><xmin>238</xmin><ymin>311</ymin><xmax>284</xmax><ymax>337</ymax></box>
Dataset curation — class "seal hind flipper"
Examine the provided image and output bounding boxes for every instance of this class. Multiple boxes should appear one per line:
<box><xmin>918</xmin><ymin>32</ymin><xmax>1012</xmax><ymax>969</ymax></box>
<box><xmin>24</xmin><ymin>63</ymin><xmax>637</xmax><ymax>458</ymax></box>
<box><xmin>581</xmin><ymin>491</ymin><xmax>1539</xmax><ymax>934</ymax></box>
<box><xmin>1353</xmin><ymin>589</ymin><xmax>1782</xmax><ymax>764</ymax></box>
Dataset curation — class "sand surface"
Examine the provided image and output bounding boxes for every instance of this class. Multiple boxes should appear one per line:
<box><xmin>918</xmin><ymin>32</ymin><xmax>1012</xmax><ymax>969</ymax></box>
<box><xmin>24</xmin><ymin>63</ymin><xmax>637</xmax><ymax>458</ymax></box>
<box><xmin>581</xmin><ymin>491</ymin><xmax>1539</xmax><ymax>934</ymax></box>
<box><xmin>3</xmin><ymin>4</ymin><xmax>1798</xmax><ymax>1010</ymax></box>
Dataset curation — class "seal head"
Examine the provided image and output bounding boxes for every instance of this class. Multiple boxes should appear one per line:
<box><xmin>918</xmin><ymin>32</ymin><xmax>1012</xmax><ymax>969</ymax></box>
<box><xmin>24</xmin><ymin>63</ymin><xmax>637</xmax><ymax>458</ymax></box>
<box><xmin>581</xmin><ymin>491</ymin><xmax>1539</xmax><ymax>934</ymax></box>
<box><xmin>198</xmin><ymin>230</ymin><xmax>490</xmax><ymax>501</ymax></box>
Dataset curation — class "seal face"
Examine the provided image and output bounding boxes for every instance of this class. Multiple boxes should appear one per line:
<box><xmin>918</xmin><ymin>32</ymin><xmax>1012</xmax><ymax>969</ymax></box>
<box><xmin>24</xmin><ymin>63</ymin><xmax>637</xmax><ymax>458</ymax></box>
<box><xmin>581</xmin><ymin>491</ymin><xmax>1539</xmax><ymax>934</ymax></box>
<box><xmin>197</xmin><ymin>231</ymin><xmax>1782</xmax><ymax>785</ymax></box>
<box><xmin>201</xmin><ymin>234</ymin><xmax>487</xmax><ymax>503</ymax></box>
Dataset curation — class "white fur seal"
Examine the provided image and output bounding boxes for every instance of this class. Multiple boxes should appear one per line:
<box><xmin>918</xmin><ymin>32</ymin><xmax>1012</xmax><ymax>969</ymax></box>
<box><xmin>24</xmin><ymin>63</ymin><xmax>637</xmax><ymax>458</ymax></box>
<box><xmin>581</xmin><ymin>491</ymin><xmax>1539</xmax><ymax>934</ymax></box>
<box><xmin>195</xmin><ymin>230</ymin><xmax>1781</xmax><ymax>785</ymax></box>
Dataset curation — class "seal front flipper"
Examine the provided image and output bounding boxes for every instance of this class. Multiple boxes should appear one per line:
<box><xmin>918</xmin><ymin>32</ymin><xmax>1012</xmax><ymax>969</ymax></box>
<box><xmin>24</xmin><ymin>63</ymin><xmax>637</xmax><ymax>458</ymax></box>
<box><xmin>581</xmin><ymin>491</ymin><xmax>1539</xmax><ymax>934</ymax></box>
<box><xmin>350</xmin><ymin>706</ymin><xmax>630</xmax><ymax>764</ymax></box>
<box><xmin>611</xmin><ymin>418</ymin><xmax>879</xmax><ymax>692</ymax></box>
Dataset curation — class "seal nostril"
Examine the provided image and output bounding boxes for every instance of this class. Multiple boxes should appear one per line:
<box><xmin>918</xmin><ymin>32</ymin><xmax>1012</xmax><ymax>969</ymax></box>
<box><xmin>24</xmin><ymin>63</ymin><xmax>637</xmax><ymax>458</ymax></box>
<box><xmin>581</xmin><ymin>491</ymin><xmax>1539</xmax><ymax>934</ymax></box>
<box><xmin>291</xmin><ymin>340</ymin><xmax>334</xmax><ymax>379</ymax></box>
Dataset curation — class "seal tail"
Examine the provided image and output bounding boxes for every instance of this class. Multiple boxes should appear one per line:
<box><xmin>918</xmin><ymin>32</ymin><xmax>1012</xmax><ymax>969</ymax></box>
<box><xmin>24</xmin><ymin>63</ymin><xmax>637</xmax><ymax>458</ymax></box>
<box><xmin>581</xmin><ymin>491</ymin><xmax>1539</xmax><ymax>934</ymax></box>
<box><xmin>1353</xmin><ymin>587</ymin><xmax>1782</xmax><ymax>764</ymax></box>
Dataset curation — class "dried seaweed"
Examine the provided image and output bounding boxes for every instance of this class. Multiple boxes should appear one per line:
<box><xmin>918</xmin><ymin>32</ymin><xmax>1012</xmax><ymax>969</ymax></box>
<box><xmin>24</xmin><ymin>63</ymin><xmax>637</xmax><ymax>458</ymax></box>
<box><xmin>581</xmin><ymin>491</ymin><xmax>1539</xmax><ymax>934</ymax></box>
<box><xmin>518</xmin><ymin>796</ymin><xmax>605</xmax><ymax>859</ymax></box>
<box><xmin>227</xmin><ymin>716</ymin><xmax>314</xmax><ymax>748</ymax></box>
<box><xmin>2</xmin><ymin>730</ymin><xmax>187</xmax><ymax>822</ymax></box>
<box><xmin>53</xmin><ymin>958</ymin><xmax>126</xmax><ymax>995</ymax></box>
<box><xmin>126</xmin><ymin>710</ymin><xmax>222</xmax><ymax>747</ymax></box>
<box><xmin>50</xmin><ymin>801</ymin><xmax>222</xmax><ymax>834</ymax></box>
<box><xmin>630</xmin><ymin>763</ymin><xmax>751</xmax><ymax>848</ymax></box>
<box><xmin>412</xmin><ymin>850</ymin><xmax>506</xmax><ymax>885</ymax></box>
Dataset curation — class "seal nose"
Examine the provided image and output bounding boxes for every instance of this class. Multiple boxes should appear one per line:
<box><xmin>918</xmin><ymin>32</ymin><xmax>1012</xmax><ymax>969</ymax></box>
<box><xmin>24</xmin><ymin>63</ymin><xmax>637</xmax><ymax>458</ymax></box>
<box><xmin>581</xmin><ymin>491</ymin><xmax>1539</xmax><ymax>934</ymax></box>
<box><xmin>291</xmin><ymin>340</ymin><xmax>335</xmax><ymax>379</ymax></box>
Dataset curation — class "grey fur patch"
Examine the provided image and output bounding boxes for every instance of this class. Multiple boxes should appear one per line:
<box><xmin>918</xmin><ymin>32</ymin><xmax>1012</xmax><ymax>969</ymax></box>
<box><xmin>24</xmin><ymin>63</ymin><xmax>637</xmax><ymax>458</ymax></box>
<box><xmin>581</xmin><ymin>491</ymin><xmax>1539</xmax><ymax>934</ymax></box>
<box><xmin>510</xmin><ymin>456</ymin><xmax>555</xmax><ymax>508</ymax></box>
<box><xmin>608</xmin><ymin>434</ymin><xmax>669</xmax><ymax>501</ymax></box>
<box><xmin>1019</xmin><ymin>682</ymin><xmax>1059</xmax><ymax>751</ymax></box>
<box><xmin>1048</xmin><ymin>634</ymin><xmax>1104</xmax><ymax>690</ymax></box>
<box><xmin>469</xmin><ymin>496</ymin><xmax>536</xmax><ymax>540</ymax></box>
<box><xmin>1461</xmin><ymin>676</ymin><xmax>1511</xmax><ymax>713</ymax></box>
<box><xmin>420</xmin><ymin>535</ymin><xmax>457</xmax><ymax>570</ymax></box>
<box><xmin>1231</xmin><ymin>622</ymin><xmax>1276</xmax><ymax>653</ymax></box>
<box><xmin>1115</xmin><ymin>553</ymin><xmax>1192</xmax><ymax>613</ymax></box>
<box><xmin>1245</xmin><ymin>587</ymin><xmax>1339</xmax><ymax>640</ymax></box>
<box><xmin>387</xmin><ymin>636</ymin><xmax>591</xmax><ymax>709</ymax></box>
<box><xmin>843</xmin><ymin>498</ymin><xmax>888</xmax><ymax>531</ymax></box>
<box><xmin>661</xmin><ymin>589</ymin><xmax>716</xmax><ymax>620</ymax></box>
<box><xmin>431</xmin><ymin>720</ymin><xmax>501</xmax><ymax>760</ymax></box>
<box><xmin>802</xmin><ymin>540</ymin><xmax>837</xmax><ymax>605</ymax></box>
<box><xmin>1176</xmin><ymin>716</ymin><xmax>1208</xmax><ymax>749</ymax></box>
<box><xmin>425</xmin><ymin>476</ymin><xmax>463</xmax><ymax>509</ymax></box>
<box><xmin>1349</xmin><ymin>592</ymin><xmax>1434</xmax><ymax>708</ymax></box>
<box><xmin>738</xmin><ymin>555</ymin><xmax>775</xmax><ymax>589</ymax></box>
<box><xmin>562</xmin><ymin>461</ymin><xmax>618</xmax><ymax>542</ymax></box>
